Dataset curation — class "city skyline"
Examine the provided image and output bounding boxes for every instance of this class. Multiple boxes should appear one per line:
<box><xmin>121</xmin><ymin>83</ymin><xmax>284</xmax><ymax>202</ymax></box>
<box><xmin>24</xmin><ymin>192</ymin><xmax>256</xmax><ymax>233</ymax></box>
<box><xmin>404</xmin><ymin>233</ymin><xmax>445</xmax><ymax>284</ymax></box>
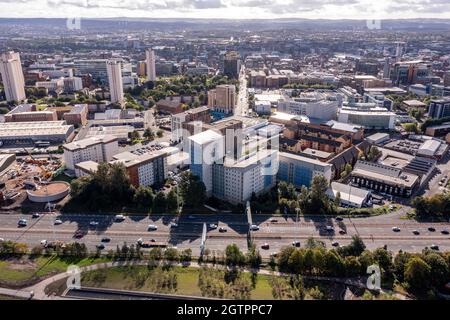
<box><xmin>1</xmin><ymin>0</ymin><xmax>450</xmax><ymax>20</ymax></box>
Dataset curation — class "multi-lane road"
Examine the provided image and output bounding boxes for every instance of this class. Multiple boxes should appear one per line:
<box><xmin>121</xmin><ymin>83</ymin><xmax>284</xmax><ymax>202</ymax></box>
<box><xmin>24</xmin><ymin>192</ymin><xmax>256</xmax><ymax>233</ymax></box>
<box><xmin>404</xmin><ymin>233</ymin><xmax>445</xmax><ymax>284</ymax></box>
<box><xmin>1</xmin><ymin>211</ymin><xmax>449</xmax><ymax>257</ymax></box>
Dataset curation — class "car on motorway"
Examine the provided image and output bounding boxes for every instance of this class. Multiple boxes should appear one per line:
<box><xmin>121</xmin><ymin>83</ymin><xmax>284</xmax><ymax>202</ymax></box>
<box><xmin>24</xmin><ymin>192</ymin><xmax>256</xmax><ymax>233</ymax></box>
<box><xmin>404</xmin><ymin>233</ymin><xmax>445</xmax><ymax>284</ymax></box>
<box><xmin>331</xmin><ymin>241</ymin><xmax>339</xmax><ymax>247</ymax></box>
<box><xmin>89</xmin><ymin>221</ymin><xmax>99</xmax><ymax>227</ymax></box>
<box><xmin>18</xmin><ymin>219</ymin><xmax>27</xmax><ymax>227</ymax></box>
<box><xmin>148</xmin><ymin>224</ymin><xmax>158</xmax><ymax>231</ymax></box>
<box><xmin>188</xmin><ymin>215</ymin><xmax>195</xmax><ymax>219</ymax></box>
<box><xmin>209</xmin><ymin>223</ymin><xmax>218</xmax><ymax>229</ymax></box>
<box><xmin>54</xmin><ymin>219</ymin><xmax>63</xmax><ymax>225</ymax></box>
<box><xmin>170</xmin><ymin>222</ymin><xmax>179</xmax><ymax>228</ymax></box>
<box><xmin>73</xmin><ymin>231</ymin><xmax>83</xmax><ymax>238</ymax></box>
<box><xmin>335</xmin><ymin>216</ymin><xmax>344</xmax><ymax>222</ymax></box>
<box><xmin>339</xmin><ymin>229</ymin><xmax>347</xmax><ymax>235</ymax></box>
<box><xmin>292</xmin><ymin>241</ymin><xmax>301</xmax><ymax>247</ymax></box>
<box><xmin>442</xmin><ymin>229</ymin><xmax>449</xmax><ymax>235</ymax></box>
<box><xmin>261</xmin><ymin>243</ymin><xmax>270</xmax><ymax>250</ymax></box>
<box><xmin>269</xmin><ymin>218</ymin><xmax>278</xmax><ymax>223</ymax></box>
<box><xmin>428</xmin><ymin>227</ymin><xmax>436</xmax><ymax>232</ymax></box>
<box><xmin>430</xmin><ymin>244</ymin><xmax>440</xmax><ymax>251</ymax></box>
<box><xmin>40</xmin><ymin>240</ymin><xmax>47</xmax><ymax>246</ymax></box>
<box><xmin>101</xmin><ymin>237</ymin><xmax>111</xmax><ymax>242</ymax></box>
<box><xmin>0</xmin><ymin>238</ymin><xmax>4</xmax><ymax>242</ymax></box>
<box><xmin>32</xmin><ymin>212</ymin><xmax>40</xmax><ymax>219</ymax></box>
<box><xmin>389</xmin><ymin>205</ymin><xmax>394</xmax><ymax>211</ymax></box>
<box><xmin>219</xmin><ymin>227</ymin><xmax>227</xmax><ymax>233</ymax></box>
<box><xmin>392</xmin><ymin>227</ymin><xmax>401</xmax><ymax>232</ymax></box>
<box><xmin>96</xmin><ymin>244</ymin><xmax>105</xmax><ymax>250</ymax></box>
<box><xmin>270</xmin><ymin>252</ymin><xmax>278</xmax><ymax>258</ymax></box>
<box><xmin>249</xmin><ymin>224</ymin><xmax>259</xmax><ymax>231</ymax></box>
<box><xmin>412</xmin><ymin>230</ymin><xmax>420</xmax><ymax>235</ymax></box>
<box><xmin>114</xmin><ymin>214</ymin><xmax>125</xmax><ymax>222</ymax></box>
<box><xmin>325</xmin><ymin>226</ymin><xmax>334</xmax><ymax>232</ymax></box>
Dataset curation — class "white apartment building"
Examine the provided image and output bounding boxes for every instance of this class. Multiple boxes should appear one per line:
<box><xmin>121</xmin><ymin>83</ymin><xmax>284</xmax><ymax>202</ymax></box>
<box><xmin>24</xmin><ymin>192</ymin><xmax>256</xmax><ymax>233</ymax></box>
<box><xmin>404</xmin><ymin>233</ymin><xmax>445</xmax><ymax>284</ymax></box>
<box><xmin>63</xmin><ymin>77</ymin><xmax>83</xmax><ymax>92</ymax></box>
<box><xmin>106</xmin><ymin>59</ymin><xmax>124</xmax><ymax>105</ymax></box>
<box><xmin>146</xmin><ymin>49</ymin><xmax>156</xmax><ymax>81</ymax></box>
<box><xmin>220</xmin><ymin>149</ymin><xmax>278</xmax><ymax>204</ymax></box>
<box><xmin>277</xmin><ymin>91</ymin><xmax>341</xmax><ymax>121</ymax></box>
<box><xmin>63</xmin><ymin>135</ymin><xmax>119</xmax><ymax>171</ymax></box>
<box><xmin>0</xmin><ymin>51</ymin><xmax>26</xmax><ymax>102</ymax></box>
<box><xmin>36</xmin><ymin>78</ymin><xmax>64</xmax><ymax>92</ymax></box>
<box><xmin>208</xmin><ymin>85</ymin><xmax>236</xmax><ymax>114</ymax></box>
<box><xmin>338</xmin><ymin>106</ymin><xmax>396</xmax><ymax>129</ymax></box>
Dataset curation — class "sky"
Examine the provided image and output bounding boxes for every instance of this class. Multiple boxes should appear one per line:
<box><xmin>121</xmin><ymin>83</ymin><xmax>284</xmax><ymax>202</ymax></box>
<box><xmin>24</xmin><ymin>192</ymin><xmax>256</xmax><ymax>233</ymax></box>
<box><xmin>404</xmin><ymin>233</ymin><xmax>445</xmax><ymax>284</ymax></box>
<box><xmin>0</xmin><ymin>0</ymin><xmax>450</xmax><ymax>20</ymax></box>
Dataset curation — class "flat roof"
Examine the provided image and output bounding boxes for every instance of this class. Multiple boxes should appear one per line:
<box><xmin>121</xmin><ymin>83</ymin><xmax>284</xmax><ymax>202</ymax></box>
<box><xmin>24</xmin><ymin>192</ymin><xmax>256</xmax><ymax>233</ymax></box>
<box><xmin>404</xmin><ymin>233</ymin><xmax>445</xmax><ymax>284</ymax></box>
<box><xmin>112</xmin><ymin>150</ymin><xmax>167</xmax><ymax>167</ymax></box>
<box><xmin>188</xmin><ymin>129</ymin><xmax>223</xmax><ymax>145</ymax></box>
<box><xmin>0</xmin><ymin>121</ymin><xmax>73</xmax><ymax>138</ymax></box>
<box><xmin>63</xmin><ymin>135</ymin><xmax>117</xmax><ymax>151</ymax></box>
<box><xmin>301</xmin><ymin>148</ymin><xmax>332</xmax><ymax>159</ymax></box>
<box><xmin>327</xmin><ymin>182</ymin><xmax>370</xmax><ymax>205</ymax></box>
<box><xmin>225</xmin><ymin>149</ymin><xmax>276</xmax><ymax>169</ymax></box>
<box><xmin>75</xmin><ymin>160</ymin><xmax>99</xmax><ymax>173</ymax></box>
<box><xmin>279</xmin><ymin>151</ymin><xmax>332</xmax><ymax>168</ymax></box>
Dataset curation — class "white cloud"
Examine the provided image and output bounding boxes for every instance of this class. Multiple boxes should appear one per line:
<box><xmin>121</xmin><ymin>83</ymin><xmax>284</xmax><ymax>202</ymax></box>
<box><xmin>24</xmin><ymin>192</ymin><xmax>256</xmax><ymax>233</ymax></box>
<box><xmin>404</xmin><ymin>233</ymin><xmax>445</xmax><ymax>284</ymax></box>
<box><xmin>0</xmin><ymin>0</ymin><xmax>449</xmax><ymax>19</ymax></box>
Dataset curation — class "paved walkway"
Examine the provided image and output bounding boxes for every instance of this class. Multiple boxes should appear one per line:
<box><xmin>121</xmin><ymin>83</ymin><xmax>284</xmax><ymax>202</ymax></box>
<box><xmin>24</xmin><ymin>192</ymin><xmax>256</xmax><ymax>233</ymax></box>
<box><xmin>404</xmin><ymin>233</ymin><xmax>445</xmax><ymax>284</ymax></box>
<box><xmin>0</xmin><ymin>260</ymin><xmax>409</xmax><ymax>300</ymax></box>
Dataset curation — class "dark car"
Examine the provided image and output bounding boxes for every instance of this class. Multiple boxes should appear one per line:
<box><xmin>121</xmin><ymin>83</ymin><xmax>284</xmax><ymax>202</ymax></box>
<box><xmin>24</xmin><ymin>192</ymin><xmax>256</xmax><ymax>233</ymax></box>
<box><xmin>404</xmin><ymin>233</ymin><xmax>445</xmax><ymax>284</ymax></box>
<box><xmin>441</xmin><ymin>229</ymin><xmax>449</xmax><ymax>235</ymax></box>
<box><xmin>335</xmin><ymin>216</ymin><xmax>344</xmax><ymax>222</ymax></box>
<box><xmin>101</xmin><ymin>237</ymin><xmax>111</xmax><ymax>242</ymax></box>
<box><xmin>339</xmin><ymin>229</ymin><xmax>347</xmax><ymax>235</ymax></box>
<box><xmin>292</xmin><ymin>241</ymin><xmax>301</xmax><ymax>247</ymax></box>
<box><xmin>428</xmin><ymin>227</ymin><xmax>436</xmax><ymax>232</ymax></box>
<box><xmin>96</xmin><ymin>244</ymin><xmax>105</xmax><ymax>250</ymax></box>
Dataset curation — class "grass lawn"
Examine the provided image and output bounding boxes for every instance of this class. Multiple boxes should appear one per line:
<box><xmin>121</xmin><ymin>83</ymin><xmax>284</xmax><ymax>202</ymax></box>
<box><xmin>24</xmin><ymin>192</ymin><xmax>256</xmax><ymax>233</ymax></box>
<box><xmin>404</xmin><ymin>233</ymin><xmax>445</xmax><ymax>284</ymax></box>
<box><xmin>52</xmin><ymin>172</ymin><xmax>75</xmax><ymax>183</ymax></box>
<box><xmin>0</xmin><ymin>255</ymin><xmax>108</xmax><ymax>284</ymax></box>
<box><xmin>81</xmin><ymin>266</ymin><xmax>276</xmax><ymax>299</ymax></box>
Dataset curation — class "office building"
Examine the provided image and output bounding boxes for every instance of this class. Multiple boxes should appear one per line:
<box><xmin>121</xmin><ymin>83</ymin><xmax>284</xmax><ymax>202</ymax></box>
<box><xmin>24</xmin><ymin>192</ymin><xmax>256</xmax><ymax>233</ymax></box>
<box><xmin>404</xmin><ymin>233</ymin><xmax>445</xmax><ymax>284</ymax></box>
<box><xmin>146</xmin><ymin>48</ymin><xmax>156</xmax><ymax>81</ymax></box>
<box><xmin>0</xmin><ymin>51</ymin><xmax>26</xmax><ymax>102</ymax></box>
<box><xmin>327</xmin><ymin>182</ymin><xmax>371</xmax><ymax>208</ymax></box>
<box><xmin>171</xmin><ymin>106</ymin><xmax>211</xmax><ymax>142</ymax></box>
<box><xmin>207</xmin><ymin>85</ymin><xmax>236</xmax><ymax>115</ymax></box>
<box><xmin>277</xmin><ymin>152</ymin><xmax>332</xmax><ymax>188</ymax></box>
<box><xmin>338</xmin><ymin>106</ymin><xmax>396</xmax><ymax>129</ymax></box>
<box><xmin>277</xmin><ymin>91</ymin><xmax>341</xmax><ymax>121</ymax></box>
<box><xmin>63</xmin><ymin>77</ymin><xmax>83</xmax><ymax>92</ymax></box>
<box><xmin>63</xmin><ymin>104</ymin><xmax>88</xmax><ymax>126</ymax></box>
<box><xmin>106</xmin><ymin>59</ymin><xmax>124</xmax><ymax>105</ymax></box>
<box><xmin>223</xmin><ymin>51</ymin><xmax>240</xmax><ymax>79</ymax></box>
<box><xmin>428</xmin><ymin>99</ymin><xmax>450</xmax><ymax>119</ymax></box>
<box><xmin>63</xmin><ymin>135</ymin><xmax>119</xmax><ymax>170</ymax></box>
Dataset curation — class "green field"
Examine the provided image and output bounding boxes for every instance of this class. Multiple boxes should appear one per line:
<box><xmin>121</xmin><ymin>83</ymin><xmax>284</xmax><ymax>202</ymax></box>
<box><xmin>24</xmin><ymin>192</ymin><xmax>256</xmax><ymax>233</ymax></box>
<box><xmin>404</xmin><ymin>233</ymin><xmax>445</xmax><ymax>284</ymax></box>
<box><xmin>81</xmin><ymin>266</ymin><xmax>275</xmax><ymax>300</ymax></box>
<box><xmin>0</xmin><ymin>256</ymin><xmax>108</xmax><ymax>285</ymax></box>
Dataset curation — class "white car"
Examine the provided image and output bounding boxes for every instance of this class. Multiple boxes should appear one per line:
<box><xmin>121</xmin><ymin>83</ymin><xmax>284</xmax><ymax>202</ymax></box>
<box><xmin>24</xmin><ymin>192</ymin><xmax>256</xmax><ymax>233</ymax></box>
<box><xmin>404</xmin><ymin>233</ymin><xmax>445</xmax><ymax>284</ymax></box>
<box><xmin>18</xmin><ymin>219</ymin><xmax>27</xmax><ymax>227</ymax></box>
<box><xmin>40</xmin><ymin>240</ymin><xmax>48</xmax><ymax>246</ymax></box>
<box><xmin>54</xmin><ymin>219</ymin><xmax>63</xmax><ymax>225</ymax></box>
<box><xmin>0</xmin><ymin>238</ymin><xmax>4</xmax><ymax>242</ymax></box>
<box><xmin>326</xmin><ymin>226</ymin><xmax>334</xmax><ymax>232</ymax></box>
<box><xmin>148</xmin><ymin>224</ymin><xmax>158</xmax><ymax>231</ymax></box>
<box><xmin>114</xmin><ymin>214</ymin><xmax>125</xmax><ymax>222</ymax></box>
<box><xmin>170</xmin><ymin>222</ymin><xmax>179</xmax><ymax>228</ymax></box>
<box><xmin>250</xmin><ymin>224</ymin><xmax>259</xmax><ymax>231</ymax></box>
<box><xmin>392</xmin><ymin>226</ymin><xmax>401</xmax><ymax>232</ymax></box>
<box><xmin>209</xmin><ymin>223</ymin><xmax>218</xmax><ymax>229</ymax></box>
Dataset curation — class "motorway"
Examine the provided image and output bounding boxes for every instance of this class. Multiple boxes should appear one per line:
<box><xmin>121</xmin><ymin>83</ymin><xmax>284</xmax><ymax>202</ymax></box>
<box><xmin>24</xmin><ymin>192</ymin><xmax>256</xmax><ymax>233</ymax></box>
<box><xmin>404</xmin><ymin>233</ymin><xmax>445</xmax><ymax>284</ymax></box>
<box><xmin>0</xmin><ymin>211</ymin><xmax>449</xmax><ymax>257</ymax></box>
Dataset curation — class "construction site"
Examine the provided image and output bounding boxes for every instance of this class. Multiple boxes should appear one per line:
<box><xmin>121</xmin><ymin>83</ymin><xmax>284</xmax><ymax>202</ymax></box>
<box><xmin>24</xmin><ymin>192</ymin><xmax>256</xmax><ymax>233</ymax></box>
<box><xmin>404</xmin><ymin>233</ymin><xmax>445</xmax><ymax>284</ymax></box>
<box><xmin>0</xmin><ymin>150</ymin><xmax>68</xmax><ymax>212</ymax></box>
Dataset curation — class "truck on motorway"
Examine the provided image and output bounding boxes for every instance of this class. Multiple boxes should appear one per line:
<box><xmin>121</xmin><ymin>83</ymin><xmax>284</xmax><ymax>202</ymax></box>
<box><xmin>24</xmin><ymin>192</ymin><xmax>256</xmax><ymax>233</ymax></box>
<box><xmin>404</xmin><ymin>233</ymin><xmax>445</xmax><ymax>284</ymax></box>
<box><xmin>136</xmin><ymin>238</ymin><xmax>167</xmax><ymax>248</ymax></box>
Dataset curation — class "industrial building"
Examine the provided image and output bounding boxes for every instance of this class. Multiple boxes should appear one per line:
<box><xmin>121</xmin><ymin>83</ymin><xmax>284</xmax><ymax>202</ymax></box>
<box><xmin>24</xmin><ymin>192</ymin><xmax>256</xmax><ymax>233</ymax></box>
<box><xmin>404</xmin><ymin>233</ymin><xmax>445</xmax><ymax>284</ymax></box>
<box><xmin>351</xmin><ymin>160</ymin><xmax>419</xmax><ymax>197</ymax></box>
<box><xmin>0</xmin><ymin>121</ymin><xmax>74</xmax><ymax>146</ymax></box>
<box><xmin>327</xmin><ymin>182</ymin><xmax>371</xmax><ymax>208</ymax></box>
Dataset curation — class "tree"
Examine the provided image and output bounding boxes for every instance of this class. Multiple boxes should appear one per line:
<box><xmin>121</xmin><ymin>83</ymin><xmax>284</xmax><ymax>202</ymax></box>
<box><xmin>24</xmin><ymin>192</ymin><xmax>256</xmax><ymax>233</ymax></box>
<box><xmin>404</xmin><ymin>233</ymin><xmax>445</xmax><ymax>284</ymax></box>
<box><xmin>143</xmin><ymin>128</ymin><xmax>155</xmax><ymax>141</ymax></box>
<box><xmin>163</xmin><ymin>248</ymin><xmax>179</xmax><ymax>262</ymax></box>
<box><xmin>225</xmin><ymin>244</ymin><xmax>245</xmax><ymax>266</ymax></box>
<box><xmin>404</xmin><ymin>257</ymin><xmax>431</xmax><ymax>291</ymax></box>
<box><xmin>180</xmin><ymin>248</ymin><xmax>192</xmax><ymax>263</ymax></box>
<box><xmin>153</xmin><ymin>191</ymin><xmax>167</xmax><ymax>212</ymax></box>
<box><xmin>166</xmin><ymin>188</ymin><xmax>178</xmax><ymax>212</ymax></box>
<box><xmin>133</xmin><ymin>186</ymin><xmax>154</xmax><ymax>209</ymax></box>
<box><xmin>338</xmin><ymin>235</ymin><xmax>366</xmax><ymax>257</ymax></box>
<box><xmin>367</xmin><ymin>146</ymin><xmax>381</xmax><ymax>161</ymax></box>
<box><xmin>277</xmin><ymin>246</ymin><xmax>296</xmax><ymax>272</ymax></box>
<box><xmin>246</xmin><ymin>244</ymin><xmax>262</xmax><ymax>269</ymax></box>
<box><xmin>157</xmin><ymin>129</ymin><xmax>164</xmax><ymax>138</ymax></box>
<box><xmin>423</xmin><ymin>253</ymin><xmax>449</xmax><ymax>287</ymax></box>
<box><xmin>373</xmin><ymin>247</ymin><xmax>393</xmax><ymax>274</ymax></box>
<box><xmin>179</xmin><ymin>171</ymin><xmax>207</xmax><ymax>208</ymax></box>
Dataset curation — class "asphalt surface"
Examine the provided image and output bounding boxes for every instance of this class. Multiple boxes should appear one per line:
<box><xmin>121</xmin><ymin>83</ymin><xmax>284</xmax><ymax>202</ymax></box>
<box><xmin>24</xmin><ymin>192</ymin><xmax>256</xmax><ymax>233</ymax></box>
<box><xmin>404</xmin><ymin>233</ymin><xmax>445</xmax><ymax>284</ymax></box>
<box><xmin>1</xmin><ymin>211</ymin><xmax>449</xmax><ymax>257</ymax></box>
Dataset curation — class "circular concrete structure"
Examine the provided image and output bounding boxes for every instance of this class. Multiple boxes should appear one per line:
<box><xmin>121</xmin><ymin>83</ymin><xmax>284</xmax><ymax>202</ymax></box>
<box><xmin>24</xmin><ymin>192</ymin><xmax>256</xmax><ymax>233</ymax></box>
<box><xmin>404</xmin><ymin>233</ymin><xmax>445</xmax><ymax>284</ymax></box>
<box><xmin>27</xmin><ymin>181</ymin><xmax>70</xmax><ymax>203</ymax></box>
